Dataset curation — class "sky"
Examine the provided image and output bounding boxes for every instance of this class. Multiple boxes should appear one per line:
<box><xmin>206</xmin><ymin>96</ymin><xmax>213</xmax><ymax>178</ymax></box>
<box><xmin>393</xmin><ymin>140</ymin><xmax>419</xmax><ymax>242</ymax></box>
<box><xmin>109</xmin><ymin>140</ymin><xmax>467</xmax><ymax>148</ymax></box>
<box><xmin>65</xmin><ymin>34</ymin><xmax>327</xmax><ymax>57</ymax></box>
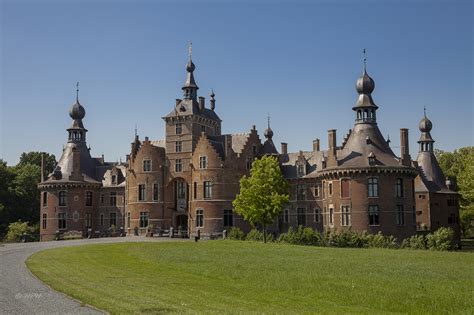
<box><xmin>1</xmin><ymin>0</ymin><xmax>472</xmax><ymax>165</ymax></box>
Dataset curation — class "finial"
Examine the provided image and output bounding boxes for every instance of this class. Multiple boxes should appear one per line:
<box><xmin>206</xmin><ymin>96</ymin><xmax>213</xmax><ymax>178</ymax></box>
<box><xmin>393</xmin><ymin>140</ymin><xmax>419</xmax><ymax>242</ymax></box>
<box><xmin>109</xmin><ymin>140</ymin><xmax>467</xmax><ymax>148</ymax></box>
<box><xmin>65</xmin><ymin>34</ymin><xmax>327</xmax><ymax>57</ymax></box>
<box><xmin>423</xmin><ymin>106</ymin><xmax>427</xmax><ymax>118</ymax></box>
<box><xmin>134</xmin><ymin>123</ymin><xmax>138</xmax><ymax>137</ymax></box>
<box><xmin>363</xmin><ymin>48</ymin><xmax>367</xmax><ymax>72</ymax></box>
<box><xmin>267</xmin><ymin>113</ymin><xmax>271</xmax><ymax>129</ymax></box>
<box><xmin>188</xmin><ymin>42</ymin><xmax>192</xmax><ymax>60</ymax></box>
<box><xmin>76</xmin><ymin>81</ymin><xmax>79</xmax><ymax>102</ymax></box>
<box><xmin>211</xmin><ymin>89</ymin><xmax>215</xmax><ymax>98</ymax></box>
<box><xmin>387</xmin><ymin>134</ymin><xmax>391</xmax><ymax>144</ymax></box>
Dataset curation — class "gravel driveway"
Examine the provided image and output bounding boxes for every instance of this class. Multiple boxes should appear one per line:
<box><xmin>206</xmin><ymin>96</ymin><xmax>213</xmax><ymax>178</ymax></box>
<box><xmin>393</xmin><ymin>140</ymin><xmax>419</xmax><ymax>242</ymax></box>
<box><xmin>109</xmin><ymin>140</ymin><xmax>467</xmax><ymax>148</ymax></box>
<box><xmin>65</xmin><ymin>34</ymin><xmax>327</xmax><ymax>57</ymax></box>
<box><xmin>0</xmin><ymin>237</ymin><xmax>186</xmax><ymax>314</ymax></box>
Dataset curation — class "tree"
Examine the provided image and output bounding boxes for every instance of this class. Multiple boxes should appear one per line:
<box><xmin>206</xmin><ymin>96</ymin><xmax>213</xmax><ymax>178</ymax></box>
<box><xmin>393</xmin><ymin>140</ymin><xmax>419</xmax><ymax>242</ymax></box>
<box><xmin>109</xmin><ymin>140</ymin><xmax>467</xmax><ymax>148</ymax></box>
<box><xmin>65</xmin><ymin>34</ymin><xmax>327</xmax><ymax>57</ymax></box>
<box><xmin>233</xmin><ymin>155</ymin><xmax>289</xmax><ymax>242</ymax></box>
<box><xmin>18</xmin><ymin>152</ymin><xmax>57</xmax><ymax>175</ymax></box>
<box><xmin>435</xmin><ymin>147</ymin><xmax>474</xmax><ymax>237</ymax></box>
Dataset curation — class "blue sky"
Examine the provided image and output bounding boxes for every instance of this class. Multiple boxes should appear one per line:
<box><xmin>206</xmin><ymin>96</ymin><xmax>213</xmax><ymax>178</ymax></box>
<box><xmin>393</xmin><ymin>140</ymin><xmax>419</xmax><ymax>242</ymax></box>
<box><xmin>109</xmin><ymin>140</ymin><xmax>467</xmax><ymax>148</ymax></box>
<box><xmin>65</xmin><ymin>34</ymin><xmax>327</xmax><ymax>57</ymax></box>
<box><xmin>1</xmin><ymin>0</ymin><xmax>472</xmax><ymax>165</ymax></box>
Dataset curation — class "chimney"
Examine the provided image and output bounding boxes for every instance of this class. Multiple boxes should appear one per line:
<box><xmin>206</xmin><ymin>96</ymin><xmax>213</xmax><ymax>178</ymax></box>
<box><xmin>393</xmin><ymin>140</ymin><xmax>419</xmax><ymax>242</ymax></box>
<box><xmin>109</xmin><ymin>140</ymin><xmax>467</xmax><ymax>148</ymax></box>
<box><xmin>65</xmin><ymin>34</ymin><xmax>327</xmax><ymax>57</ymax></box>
<box><xmin>313</xmin><ymin>138</ymin><xmax>320</xmax><ymax>152</ymax></box>
<box><xmin>176</xmin><ymin>99</ymin><xmax>181</xmax><ymax>106</ymax></box>
<box><xmin>198</xmin><ymin>97</ymin><xmax>205</xmax><ymax>111</ymax></box>
<box><xmin>40</xmin><ymin>153</ymin><xmax>45</xmax><ymax>182</ymax></box>
<box><xmin>400</xmin><ymin>128</ymin><xmax>411</xmax><ymax>166</ymax></box>
<box><xmin>210</xmin><ymin>94</ymin><xmax>215</xmax><ymax>111</ymax></box>
<box><xmin>70</xmin><ymin>147</ymin><xmax>83</xmax><ymax>181</ymax></box>
<box><xmin>281</xmin><ymin>142</ymin><xmax>288</xmax><ymax>154</ymax></box>
<box><xmin>327</xmin><ymin>129</ymin><xmax>337</xmax><ymax>167</ymax></box>
<box><xmin>145</xmin><ymin>136</ymin><xmax>149</xmax><ymax>142</ymax></box>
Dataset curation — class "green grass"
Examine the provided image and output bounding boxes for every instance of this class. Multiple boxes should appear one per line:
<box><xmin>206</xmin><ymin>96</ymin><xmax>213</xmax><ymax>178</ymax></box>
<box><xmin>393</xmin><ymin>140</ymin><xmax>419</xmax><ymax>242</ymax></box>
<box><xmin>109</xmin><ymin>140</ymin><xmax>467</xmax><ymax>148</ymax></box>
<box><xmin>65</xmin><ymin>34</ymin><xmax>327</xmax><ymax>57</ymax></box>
<box><xmin>27</xmin><ymin>241</ymin><xmax>473</xmax><ymax>314</ymax></box>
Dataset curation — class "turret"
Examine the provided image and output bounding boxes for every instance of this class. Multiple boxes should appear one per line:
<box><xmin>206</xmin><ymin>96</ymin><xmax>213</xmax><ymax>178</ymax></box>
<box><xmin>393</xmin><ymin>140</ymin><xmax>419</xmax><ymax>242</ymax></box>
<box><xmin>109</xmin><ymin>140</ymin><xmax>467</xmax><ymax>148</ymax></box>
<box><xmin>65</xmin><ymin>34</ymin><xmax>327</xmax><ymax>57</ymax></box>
<box><xmin>352</xmin><ymin>49</ymin><xmax>378</xmax><ymax>124</ymax></box>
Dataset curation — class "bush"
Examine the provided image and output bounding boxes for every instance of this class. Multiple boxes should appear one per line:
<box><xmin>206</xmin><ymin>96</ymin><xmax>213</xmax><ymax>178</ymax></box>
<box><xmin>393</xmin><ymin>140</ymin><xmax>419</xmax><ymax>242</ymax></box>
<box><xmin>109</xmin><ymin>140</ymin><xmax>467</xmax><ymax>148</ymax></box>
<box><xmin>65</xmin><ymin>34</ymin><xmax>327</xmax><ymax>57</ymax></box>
<box><xmin>277</xmin><ymin>226</ymin><xmax>321</xmax><ymax>246</ymax></box>
<box><xmin>426</xmin><ymin>227</ymin><xmax>454</xmax><ymax>251</ymax></box>
<box><xmin>4</xmin><ymin>221</ymin><xmax>38</xmax><ymax>242</ymax></box>
<box><xmin>245</xmin><ymin>229</ymin><xmax>273</xmax><ymax>242</ymax></box>
<box><xmin>228</xmin><ymin>227</ymin><xmax>245</xmax><ymax>240</ymax></box>
<box><xmin>401</xmin><ymin>234</ymin><xmax>427</xmax><ymax>250</ymax></box>
<box><xmin>363</xmin><ymin>232</ymin><xmax>398</xmax><ymax>249</ymax></box>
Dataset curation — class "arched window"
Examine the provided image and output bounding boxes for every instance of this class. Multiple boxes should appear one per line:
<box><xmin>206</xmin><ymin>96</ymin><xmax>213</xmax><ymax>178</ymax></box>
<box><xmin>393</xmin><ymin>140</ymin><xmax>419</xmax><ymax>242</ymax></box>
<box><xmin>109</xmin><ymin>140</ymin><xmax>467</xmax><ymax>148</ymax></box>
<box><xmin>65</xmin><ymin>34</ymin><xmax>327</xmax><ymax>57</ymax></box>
<box><xmin>396</xmin><ymin>178</ymin><xmax>404</xmax><ymax>198</ymax></box>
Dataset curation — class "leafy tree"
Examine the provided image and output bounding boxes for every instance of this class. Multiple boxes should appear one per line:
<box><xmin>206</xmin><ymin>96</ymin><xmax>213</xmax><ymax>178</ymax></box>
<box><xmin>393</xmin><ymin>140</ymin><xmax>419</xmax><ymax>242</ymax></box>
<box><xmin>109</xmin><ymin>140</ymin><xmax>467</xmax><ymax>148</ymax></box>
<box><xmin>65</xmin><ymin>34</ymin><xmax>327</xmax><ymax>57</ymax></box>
<box><xmin>18</xmin><ymin>151</ymin><xmax>57</xmax><ymax>175</ymax></box>
<box><xmin>233</xmin><ymin>155</ymin><xmax>289</xmax><ymax>243</ymax></box>
<box><xmin>0</xmin><ymin>160</ymin><xmax>16</xmax><ymax>237</ymax></box>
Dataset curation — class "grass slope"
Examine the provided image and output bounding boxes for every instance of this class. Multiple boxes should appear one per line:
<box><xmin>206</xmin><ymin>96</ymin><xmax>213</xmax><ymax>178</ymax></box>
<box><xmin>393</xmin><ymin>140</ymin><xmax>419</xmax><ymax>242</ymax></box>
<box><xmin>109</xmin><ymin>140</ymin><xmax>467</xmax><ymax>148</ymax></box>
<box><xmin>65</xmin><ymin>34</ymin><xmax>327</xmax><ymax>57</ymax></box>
<box><xmin>27</xmin><ymin>241</ymin><xmax>473</xmax><ymax>314</ymax></box>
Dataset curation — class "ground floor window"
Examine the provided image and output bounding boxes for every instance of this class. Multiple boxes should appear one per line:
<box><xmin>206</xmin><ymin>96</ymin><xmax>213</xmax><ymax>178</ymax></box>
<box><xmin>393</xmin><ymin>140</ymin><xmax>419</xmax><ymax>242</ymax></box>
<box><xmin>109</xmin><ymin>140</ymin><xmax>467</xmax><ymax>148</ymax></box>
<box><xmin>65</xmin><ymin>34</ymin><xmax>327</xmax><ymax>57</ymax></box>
<box><xmin>329</xmin><ymin>207</ymin><xmax>334</xmax><ymax>225</ymax></box>
<box><xmin>100</xmin><ymin>213</ymin><xmax>104</xmax><ymax>226</ymax></box>
<box><xmin>396</xmin><ymin>205</ymin><xmax>404</xmax><ymax>225</ymax></box>
<box><xmin>110</xmin><ymin>212</ymin><xmax>117</xmax><ymax>227</ymax></box>
<box><xmin>85</xmin><ymin>213</ymin><xmax>92</xmax><ymax>228</ymax></box>
<box><xmin>42</xmin><ymin>213</ymin><xmax>47</xmax><ymax>229</ymax></box>
<box><xmin>224</xmin><ymin>209</ymin><xmax>233</xmax><ymax>227</ymax></box>
<box><xmin>369</xmin><ymin>205</ymin><xmax>379</xmax><ymax>225</ymax></box>
<box><xmin>139</xmin><ymin>212</ymin><xmax>149</xmax><ymax>228</ymax></box>
<box><xmin>297</xmin><ymin>208</ymin><xmax>306</xmax><ymax>226</ymax></box>
<box><xmin>58</xmin><ymin>213</ymin><xmax>66</xmax><ymax>229</ymax></box>
<box><xmin>196</xmin><ymin>209</ymin><xmax>204</xmax><ymax>228</ymax></box>
<box><xmin>341</xmin><ymin>206</ymin><xmax>351</xmax><ymax>226</ymax></box>
<box><xmin>314</xmin><ymin>208</ymin><xmax>321</xmax><ymax>223</ymax></box>
<box><xmin>127</xmin><ymin>212</ymin><xmax>131</xmax><ymax>228</ymax></box>
<box><xmin>284</xmin><ymin>209</ymin><xmax>289</xmax><ymax>223</ymax></box>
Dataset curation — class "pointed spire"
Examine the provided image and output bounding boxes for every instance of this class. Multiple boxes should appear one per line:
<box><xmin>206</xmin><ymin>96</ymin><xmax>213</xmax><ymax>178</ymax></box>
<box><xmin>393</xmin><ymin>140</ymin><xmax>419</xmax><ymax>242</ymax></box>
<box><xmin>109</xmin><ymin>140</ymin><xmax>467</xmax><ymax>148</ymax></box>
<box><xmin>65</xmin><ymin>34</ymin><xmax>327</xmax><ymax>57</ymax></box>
<box><xmin>182</xmin><ymin>42</ymin><xmax>198</xmax><ymax>100</ymax></box>
<box><xmin>264</xmin><ymin>113</ymin><xmax>273</xmax><ymax>139</ymax></box>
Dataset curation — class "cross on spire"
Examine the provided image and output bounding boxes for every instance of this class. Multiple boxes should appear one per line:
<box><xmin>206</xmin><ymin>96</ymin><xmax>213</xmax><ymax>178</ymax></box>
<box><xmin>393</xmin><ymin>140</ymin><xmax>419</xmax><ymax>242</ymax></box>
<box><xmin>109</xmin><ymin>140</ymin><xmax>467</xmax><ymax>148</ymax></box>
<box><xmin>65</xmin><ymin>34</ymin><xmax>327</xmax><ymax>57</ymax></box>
<box><xmin>76</xmin><ymin>81</ymin><xmax>79</xmax><ymax>102</ymax></box>
<box><xmin>363</xmin><ymin>48</ymin><xmax>367</xmax><ymax>72</ymax></box>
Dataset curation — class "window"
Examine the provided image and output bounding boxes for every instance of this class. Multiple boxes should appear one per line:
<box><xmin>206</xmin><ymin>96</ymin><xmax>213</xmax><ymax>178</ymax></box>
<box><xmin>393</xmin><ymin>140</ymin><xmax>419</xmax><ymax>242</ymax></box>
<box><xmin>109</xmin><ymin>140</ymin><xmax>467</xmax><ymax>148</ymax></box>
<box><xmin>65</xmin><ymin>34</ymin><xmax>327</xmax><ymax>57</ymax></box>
<box><xmin>314</xmin><ymin>208</ymin><xmax>321</xmax><ymax>223</ymax></box>
<box><xmin>246</xmin><ymin>157</ymin><xmax>252</xmax><ymax>170</ymax></box>
<box><xmin>296</xmin><ymin>184</ymin><xmax>306</xmax><ymax>201</ymax></box>
<box><xmin>58</xmin><ymin>213</ymin><xmax>66</xmax><ymax>229</ymax></box>
<box><xmin>328</xmin><ymin>182</ymin><xmax>333</xmax><ymax>196</ymax></box>
<box><xmin>283</xmin><ymin>209</ymin><xmax>289</xmax><ymax>223</ymax></box>
<box><xmin>110</xmin><ymin>192</ymin><xmax>117</xmax><ymax>205</ymax></box>
<box><xmin>42</xmin><ymin>213</ymin><xmax>47</xmax><ymax>229</ymax></box>
<box><xmin>341</xmin><ymin>179</ymin><xmax>350</xmax><ymax>198</ymax></box>
<box><xmin>297</xmin><ymin>208</ymin><xmax>306</xmax><ymax>226</ymax></box>
<box><xmin>86</xmin><ymin>191</ymin><xmax>93</xmax><ymax>206</ymax></box>
<box><xmin>204</xmin><ymin>181</ymin><xmax>212</xmax><ymax>199</ymax></box>
<box><xmin>110</xmin><ymin>212</ymin><xmax>117</xmax><ymax>227</ymax></box>
<box><xmin>396</xmin><ymin>205</ymin><xmax>404</xmax><ymax>225</ymax></box>
<box><xmin>396</xmin><ymin>178</ymin><xmax>404</xmax><ymax>198</ymax></box>
<box><xmin>329</xmin><ymin>207</ymin><xmax>334</xmax><ymax>225</ymax></box>
<box><xmin>368</xmin><ymin>205</ymin><xmax>379</xmax><ymax>225</ymax></box>
<box><xmin>42</xmin><ymin>192</ymin><xmax>47</xmax><ymax>207</ymax></box>
<box><xmin>224</xmin><ymin>209</ymin><xmax>233</xmax><ymax>227</ymax></box>
<box><xmin>127</xmin><ymin>212</ymin><xmax>131</xmax><ymax>228</ymax></box>
<box><xmin>176</xmin><ymin>122</ymin><xmax>182</xmax><ymax>134</ymax></box>
<box><xmin>252</xmin><ymin>145</ymin><xmax>257</xmax><ymax>155</ymax></box>
<box><xmin>143</xmin><ymin>159</ymin><xmax>152</xmax><ymax>172</ymax></box>
<box><xmin>368</xmin><ymin>177</ymin><xmax>379</xmax><ymax>197</ymax></box>
<box><xmin>153</xmin><ymin>184</ymin><xmax>159</xmax><ymax>201</ymax></box>
<box><xmin>297</xmin><ymin>164</ymin><xmax>305</xmax><ymax>177</ymax></box>
<box><xmin>175</xmin><ymin>159</ymin><xmax>182</xmax><ymax>172</ymax></box>
<box><xmin>111</xmin><ymin>175</ymin><xmax>117</xmax><ymax>184</ymax></box>
<box><xmin>59</xmin><ymin>191</ymin><xmax>67</xmax><ymax>206</ymax></box>
<box><xmin>341</xmin><ymin>206</ymin><xmax>351</xmax><ymax>226</ymax></box>
<box><xmin>139</xmin><ymin>212</ymin><xmax>149</xmax><ymax>228</ymax></box>
<box><xmin>175</xmin><ymin>141</ymin><xmax>182</xmax><ymax>153</ymax></box>
<box><xmin>138</xmin><ymin>185</ymin><xmax>145</xmax><ymax>201</ymax></box>
<box><xmin>100</xmin><ymin>194</ymin><xmax>104</xmax><ymax>204</ymax></box>
<box><xmin>448</xmin><ymin>213</ymin><xmax>456</xmax><ymax>224</ymax></box>
<box><xmin>201</xmin><ymin>125</ymin><xmax>206</xmax><ymax>133</ymax></box>
<box><xmin>199</xmin><ymin>156</ymin><xmax>207</xmax><ymax>169</ymax></box>
<box><xmin>85</xmin><ymin>213</ymin><xmax>92</xmax><ymax>228</ymax></box>
<box><xmin>100</xmin><ymin>213</ymin><xmax>104</xmax><ymax>226</ymax></box>
<box><xmin>314</xmin><ymin>186</ymin><xmax>320</xmax><ymax>198</ymax></box>
<box><xmin>193</xmin><ymin>182</ymin><xmax>197</xmax><ymax>199</ymax></box>
<box><xmin>196</xmin><ymin>209</ymin><xmax>204</xmax><ymax>228</ymax></box>
<box><xmin>177</xmin><ymin>181</ymin><xmax>186</xmax><ymax>199</ymax></box>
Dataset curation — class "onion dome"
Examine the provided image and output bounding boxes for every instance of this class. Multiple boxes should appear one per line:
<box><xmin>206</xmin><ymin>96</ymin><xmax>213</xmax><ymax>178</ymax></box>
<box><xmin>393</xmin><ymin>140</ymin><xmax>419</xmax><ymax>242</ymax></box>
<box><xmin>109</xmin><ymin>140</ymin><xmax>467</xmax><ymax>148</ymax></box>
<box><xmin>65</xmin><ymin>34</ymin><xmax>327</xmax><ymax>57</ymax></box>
<box><xmin>356</xmin><ymin>70</ymin><xmax>375</xmax><ymax>94</ymax></box>
<box><xmin>419</xmin><ymin>115</ymin><xmax>433</xmax><ymax>133</ymax></box>
<box><xmin>186</xmin><ymin>58</ymin><xmax>196</xmax><ymax>73</ymax></box>
<box><xmin>69</xmin><ymin>100</ymin><xmax>85</xmax><ymax>120</ymax></box>
<box><xmin>264</xmin><ymin>126</ymin><xmax>274</xmax><ymax>139</ymax></box>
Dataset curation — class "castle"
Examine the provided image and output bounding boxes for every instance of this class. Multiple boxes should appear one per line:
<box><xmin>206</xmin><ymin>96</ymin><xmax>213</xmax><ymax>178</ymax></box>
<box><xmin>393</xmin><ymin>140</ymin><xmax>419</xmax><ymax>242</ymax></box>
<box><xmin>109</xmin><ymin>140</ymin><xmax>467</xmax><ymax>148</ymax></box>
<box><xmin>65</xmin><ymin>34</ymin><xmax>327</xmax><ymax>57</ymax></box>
<box><xmin>38</xmin><ymin>50</ymin><xmax>460</xmax><ymax>242</ymax></box>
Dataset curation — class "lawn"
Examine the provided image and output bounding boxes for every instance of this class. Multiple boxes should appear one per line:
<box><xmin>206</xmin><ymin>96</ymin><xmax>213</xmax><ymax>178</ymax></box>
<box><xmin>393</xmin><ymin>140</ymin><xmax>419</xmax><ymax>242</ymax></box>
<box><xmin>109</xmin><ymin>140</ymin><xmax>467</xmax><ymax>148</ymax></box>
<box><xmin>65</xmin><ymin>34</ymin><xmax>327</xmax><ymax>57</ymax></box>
<box><xmin>27</xmin><ymin>241</ymin><xmax>473</xmax><ymax>314</ymax></box>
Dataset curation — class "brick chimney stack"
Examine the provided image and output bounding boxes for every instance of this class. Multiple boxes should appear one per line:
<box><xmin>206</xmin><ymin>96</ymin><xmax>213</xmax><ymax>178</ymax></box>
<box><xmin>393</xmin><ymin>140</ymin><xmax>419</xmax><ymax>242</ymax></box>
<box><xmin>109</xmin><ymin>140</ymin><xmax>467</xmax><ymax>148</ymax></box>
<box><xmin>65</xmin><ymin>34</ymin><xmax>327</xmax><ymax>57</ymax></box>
<box><xmin>400</xmin><ymin>128</ymin><xmax>411</xmax><ymax>166</ymax></box>
<box><xmin>281</xmin><ymin>143</ymin><xmax>288</xmax><ymax>154</ymax></box>
<box><xmin>327</xmin><ymin>130</ymin><xmax>337</xmax><ymax>167</ymax></box>
<box><xmin>199</xmin><ymin>97</ymin><xmax>205</xmax><ymax>111</ymax></box>
<box><xmin>313</xmin><ymin>138</ymin><xmax>320</xmax><ymax>152</ymax></box>
<box><xmin>70</xmin><ymin>147</ymin><xmax>83</xmax><ymax>181</ymax></box>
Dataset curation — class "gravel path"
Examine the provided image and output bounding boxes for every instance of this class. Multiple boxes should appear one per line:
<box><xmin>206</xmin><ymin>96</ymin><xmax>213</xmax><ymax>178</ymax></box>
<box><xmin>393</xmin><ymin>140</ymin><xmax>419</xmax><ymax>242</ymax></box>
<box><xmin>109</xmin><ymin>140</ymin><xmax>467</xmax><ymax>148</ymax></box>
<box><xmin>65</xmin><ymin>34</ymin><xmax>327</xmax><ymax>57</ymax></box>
<box><xmin>0</xmin><ymin>237</ymin><xmax>186</xmax><ymax>315</ymax></box>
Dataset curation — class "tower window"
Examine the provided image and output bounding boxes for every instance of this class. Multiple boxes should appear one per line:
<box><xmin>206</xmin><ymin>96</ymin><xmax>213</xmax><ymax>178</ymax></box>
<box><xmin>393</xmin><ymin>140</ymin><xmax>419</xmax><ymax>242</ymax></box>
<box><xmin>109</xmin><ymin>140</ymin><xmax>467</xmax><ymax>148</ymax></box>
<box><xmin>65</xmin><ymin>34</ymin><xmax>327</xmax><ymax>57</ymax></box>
<box><xmin>368</xmin><ymin>205</ymin><xmax>379</xmax><ymax>225</ymax></box>
<box><xmin>396</xmin><ymin>205</ymin><xmax>404</xmax><ymax>225</ymax></box>
<box><xmin>199</xmin><ymin>156</ymin><xmax>207</xmax><ymax>169</ymax></box>
<box><xmin>341</xmin><ymin>179</ymin><xmax>350</xmax><ymax>198</ymax></box>
<box><xmin>86</xmin><ymin>191</ymin><xmax>93</xmax><ymax>206</ymax></box>
<box><xmin>328</xmin><ymin>182</ymin><xmax>333</xmax><ymax>196</ymax></box>
<box><xmin>110</xmin><ymin>192</ymin><xmax>117</xmax><ymax>205</ymax></box>
<box><xmin>42</xmin><ymin>191</ymin><xmax>48</xmax><ymax>207</ymax></box>
<box><xmin>224</xmin><ymin>209</ymin><xmax>233</xmax><ymax>227</ymax></box>
<box><xmin>201</xmin><ymin>125</ymin><xmax>206</xmax><ymax>133</ymax></box>
<box><xmin>297</xmin><ymin>208</ymin><xmax>306</xmax><ymax>226</ymax></box>
<box><xmin>42</xmin><ymin>213</ymin><xmax>47</xmax><ymax>229</ymax></box>
<box><xmin>396</xmin><ymin>178</ymin><xmax>404</xmax><ymax>198</ymax></box>
<box><xmin>368</xmin><ymin>177</ymin><xmax>379</xmax><ymax>197</ymax></box>
<box><xmin>138</xmin><ymin>185</ymin><xmax>145</xmax><ymax>201</ymax></box>
<box><xmin>341</xmin><ymin>206</ymin><xmax>351</xmax><ymax>226</ymax></box>
<box><xmin>175</xmin><ymin>141</ymin><xmax>182</xmax><ymax>153</ymax></box>
<box><xmin>176</xmin><ymin>122</ymin><xmax>182</xmax><ymax>134</ymax></box>
<box><xmin>58</xmin><ymin>213</ymin><xmax>67</xmax><ymax>229</ymax></box>
<box><xmin>85</xmin><ymin>213</ymin><xmax>92</xmax><ymax>228</ymax></box>
<box><xmin>59</xmin><ymin>191</ymin><xmax>67</xmax><ymax>206</ymax></box>
<box><xmin>196</xmin><ymin>209</ymin><xmax>204</xmax><ymax>228</ymax></box>
<box><xmin>193</xmin><ymin>182</ymin><xmax>197</xmax><ymax>199</ymax></box>
<box><xmin>203</xmin><ymin>181</ymin><xmax>212</xmax><ymax>199</ymax></box>
<box><xmin>175</xmin><ymin>159</ymin><xmax>182</xmax><ymax>172</ymax></box>
<box><xmin>143</xmin><ymin>159</ymin><xmax>152</xmax><ymax>172</ymax></box>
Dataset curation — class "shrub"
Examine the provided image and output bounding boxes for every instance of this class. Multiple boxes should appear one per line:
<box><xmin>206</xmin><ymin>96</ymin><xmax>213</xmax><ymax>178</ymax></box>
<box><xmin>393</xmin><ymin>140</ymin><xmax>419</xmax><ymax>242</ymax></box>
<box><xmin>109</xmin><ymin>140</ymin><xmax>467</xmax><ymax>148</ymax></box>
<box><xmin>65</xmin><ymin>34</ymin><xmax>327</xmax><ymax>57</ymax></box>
<box><xmin>228</xmin><ymin>227</ymin><xmax>245</xmax><ymax>240</ymax></box>
<box><xmin>401</xmin><ymin>234</ymin><xmax>427</xmax><ymax>250</ymax></box>
<box><xmin>426</xmin><ymin>227</ymin><xmax>454</xmax><ymax>251</ymax></box>
<box><xmin>278</xmin><ymin>226</ymin><xmax>320</xmax><ymax>246</ymax></box>
<box><xmin>246</xmin><ymin>229</ymin><xmax>273</xmax><ymax>242</ymax></box>
<box><xmin>4</xmin><ymin>221</ymin><xmax>38</xmax><ymax>242</ymax></box>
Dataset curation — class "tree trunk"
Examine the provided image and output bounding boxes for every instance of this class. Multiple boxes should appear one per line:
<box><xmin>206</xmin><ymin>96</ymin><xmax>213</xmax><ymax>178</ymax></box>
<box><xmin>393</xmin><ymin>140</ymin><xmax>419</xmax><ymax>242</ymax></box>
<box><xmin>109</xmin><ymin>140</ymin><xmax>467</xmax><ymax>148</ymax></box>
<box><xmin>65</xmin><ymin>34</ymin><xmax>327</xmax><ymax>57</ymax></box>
<box><xmin>263</xmin><ymin>222</ymin><xmax>267</xmax><ymax>243</ymax></box>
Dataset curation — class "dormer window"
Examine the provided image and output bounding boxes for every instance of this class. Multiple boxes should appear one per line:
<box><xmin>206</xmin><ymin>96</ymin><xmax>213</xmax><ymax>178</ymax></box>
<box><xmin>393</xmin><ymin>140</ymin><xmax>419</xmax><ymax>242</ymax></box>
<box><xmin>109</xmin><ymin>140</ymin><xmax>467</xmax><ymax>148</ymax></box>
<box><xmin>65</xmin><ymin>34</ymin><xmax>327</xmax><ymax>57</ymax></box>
<box><xmin>368</xmin><ymin>152</ymin><xmax>376</xmax><ymax>166</ymax></box>
<box><xmin>143</xmin><ymin>159</ymin><xmax>152</xmax><ymax>172</ymax></box>
<box><xmin>111</xmin><ymin>175</ymin><xmax>117</xmax><ymax>184</ymax></box>
<box><xmin>297</xmin><ymin>163</ymin><xmax>305</xmax><ymax>177</ymax></box>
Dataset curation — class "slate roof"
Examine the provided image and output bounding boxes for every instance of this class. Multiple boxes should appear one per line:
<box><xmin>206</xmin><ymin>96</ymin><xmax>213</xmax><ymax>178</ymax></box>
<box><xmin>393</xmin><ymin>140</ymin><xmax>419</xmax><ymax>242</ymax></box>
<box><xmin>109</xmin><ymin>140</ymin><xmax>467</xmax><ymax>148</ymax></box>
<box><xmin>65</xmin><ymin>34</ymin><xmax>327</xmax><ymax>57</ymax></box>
<box><xmin>163</xmin><ymin>99</ymin><xmax>221</xmax><ymax>121</ymax></box>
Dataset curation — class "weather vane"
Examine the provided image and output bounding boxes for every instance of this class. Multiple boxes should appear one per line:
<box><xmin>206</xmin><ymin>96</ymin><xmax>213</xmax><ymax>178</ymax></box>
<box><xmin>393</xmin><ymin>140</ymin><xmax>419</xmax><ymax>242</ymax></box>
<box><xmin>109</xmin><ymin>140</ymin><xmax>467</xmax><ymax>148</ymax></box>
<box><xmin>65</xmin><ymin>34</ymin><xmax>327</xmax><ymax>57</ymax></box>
<box><xmin>76</xmin><ymin>81</ymin><xmax>79</xmax><ymax>101</ymax></box>
<box><xmin>363</xmin><ymin>48</ymin><xmax>367</xmax><ymax>72</ymax></box>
